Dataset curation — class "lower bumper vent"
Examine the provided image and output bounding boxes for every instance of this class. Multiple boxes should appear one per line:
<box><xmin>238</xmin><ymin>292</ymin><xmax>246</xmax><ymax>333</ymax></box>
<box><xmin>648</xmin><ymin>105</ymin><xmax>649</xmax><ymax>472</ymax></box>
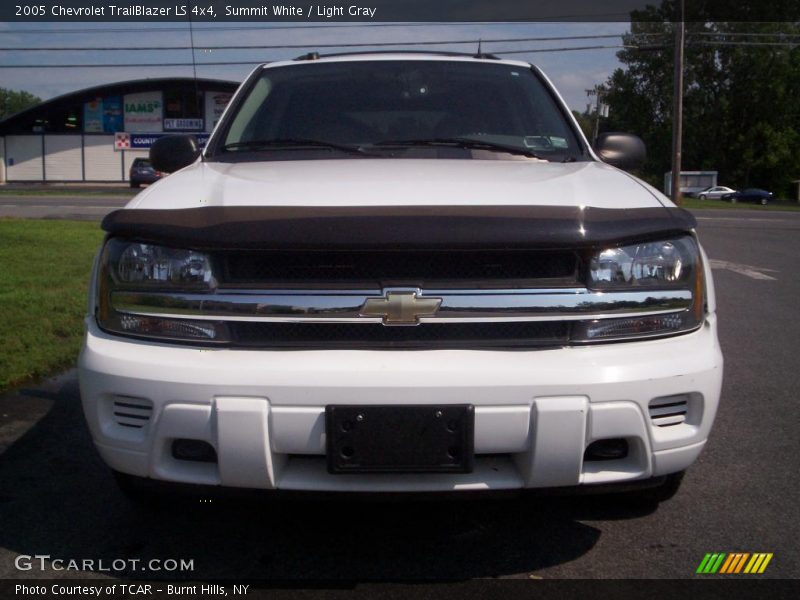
<box><xmin>112</xmin><ymin>396</ymin><xmax>153</xmax><ymax>429</ymax></box>
<box><xmin>648</xmin><ymin>395</ymin><xmax>688</xmax><ymax>427</ymax></box>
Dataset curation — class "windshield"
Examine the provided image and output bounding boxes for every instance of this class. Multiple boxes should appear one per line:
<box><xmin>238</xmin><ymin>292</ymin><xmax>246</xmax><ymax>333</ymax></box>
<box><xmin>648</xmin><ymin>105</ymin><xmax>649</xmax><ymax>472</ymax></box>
<box><xmin>213</xmin><ymin>60</ymin><xmax>585</xmax><ymax>161</ymax></box>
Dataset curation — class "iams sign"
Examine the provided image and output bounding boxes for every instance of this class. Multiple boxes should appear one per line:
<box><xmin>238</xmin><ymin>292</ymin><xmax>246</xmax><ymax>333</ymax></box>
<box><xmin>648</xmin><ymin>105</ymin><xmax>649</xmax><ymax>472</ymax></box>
<box><xmin>125</xmin><ymin>101</ymin><xmax>161</xmax><ymax>114</ymax></box>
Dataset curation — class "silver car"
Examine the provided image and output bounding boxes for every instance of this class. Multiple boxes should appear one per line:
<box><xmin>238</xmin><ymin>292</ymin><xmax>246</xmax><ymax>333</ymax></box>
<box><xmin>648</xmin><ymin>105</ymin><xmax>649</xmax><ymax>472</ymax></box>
<box><xmin>697</xmin><ymin>186</ymin><xmax>736</xmax><ymax>200</ymax></box>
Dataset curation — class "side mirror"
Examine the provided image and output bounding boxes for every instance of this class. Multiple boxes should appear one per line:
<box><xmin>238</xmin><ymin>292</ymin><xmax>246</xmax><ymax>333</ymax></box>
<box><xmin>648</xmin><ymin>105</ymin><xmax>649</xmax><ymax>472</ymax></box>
<box><xmin>150</xmin><ymin>135</ymin><xmax>201</xmax><ymax>173</ymax></box>
<box><xmin>594</xmin><ymin>132</ymin><xmax>646</xmax><ymax>171</ymax></box>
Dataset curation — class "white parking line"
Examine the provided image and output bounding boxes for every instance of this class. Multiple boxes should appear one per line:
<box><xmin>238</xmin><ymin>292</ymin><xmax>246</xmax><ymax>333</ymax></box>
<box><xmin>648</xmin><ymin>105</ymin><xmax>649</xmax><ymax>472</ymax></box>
<box><xmin>696</xmin><ymin>217</ymin><xmax>785</xmax><ymax>222</ymax></box>
<box><xmin>708</xmin><ymin>259</ymin><xmax>778</xmax><ymax>280</ymax></box>
<box><xmin>8</xmin><ymin>205</ymin><xmax>118</xmax><ymax>209</ymax></box>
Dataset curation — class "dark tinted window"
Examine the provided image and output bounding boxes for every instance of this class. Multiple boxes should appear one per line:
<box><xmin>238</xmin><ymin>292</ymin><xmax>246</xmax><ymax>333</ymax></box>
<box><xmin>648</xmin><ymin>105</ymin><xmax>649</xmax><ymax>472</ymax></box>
<box><xmin>219</xmin><ymin>60</ymin><xmax>583</xmax><ymax>160</ymax></box>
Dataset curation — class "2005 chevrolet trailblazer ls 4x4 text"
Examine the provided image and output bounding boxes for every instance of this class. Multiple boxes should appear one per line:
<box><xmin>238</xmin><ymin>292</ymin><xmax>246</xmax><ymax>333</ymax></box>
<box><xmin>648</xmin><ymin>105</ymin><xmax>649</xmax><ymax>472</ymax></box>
<box><xmin>79</xmin><ymin>53</ymin><xmax>723</xmax><ymax>503</ymax></box>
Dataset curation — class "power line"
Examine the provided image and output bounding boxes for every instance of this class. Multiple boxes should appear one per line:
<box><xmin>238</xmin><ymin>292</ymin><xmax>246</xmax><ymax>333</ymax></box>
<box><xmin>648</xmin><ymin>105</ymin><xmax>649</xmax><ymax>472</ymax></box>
<box><xmin>1</xmin><ymin>37</ymin><xmax>795</xmax><ymax>68</ymax></box>
<box><xmin>0</xmin><ymin>62</ymin><xmax>260</xmax><ymax>68</ymax></box>
<box><xmin>0</xmin><ymin>23</ymin><xmax>477</xmax><ymax>34</ymax></box>
<box><xmin>493</xmin><ymin>44</ymin><xmax>634</xmax><ymax>54</ymax></box>
<box><xmin>3</xmin><ymin>23</ymin><xmax>796</xmax><ymax>39</ymax></box>
<box><xmin>691</xmin><ymin>31</ymin><xmax>800</xmax><ymax>38</ymax></box>
<box><xmin>627</xmin><ymin>32</ymin><xmax>800</xmax><ymax>39</ymax></box>
<box><xmin>4</xmin><ymin>34</ymin><xmax>796</xmax><ymax>53</ymax></box>
<box><xmin>0</xmin><ymin>44</ymin><xmax>648</xmax><ymax>68</ymax></box>
<box><xmin>0</xmin><ymin>33</ymin><xmax>654</xmax><ymax>52</ymax></box>
<box><xmin>0</xmin><ymin>21</ymin><xmax>633</xmax><ymax>35</ymax></box>
<box><xmin>691</xmin><ymin>40</ymin><xmax>800</xmax><ymax>47</ymax></box>
<box><xmin>630</xmin><ymin>40</ymin><xmax>800</xmax><ymax>50</ymax></box>
<box><xmin>6</xmin><ymin>34</ymin><xmax>798</xmax><ymax>55</ymax></box>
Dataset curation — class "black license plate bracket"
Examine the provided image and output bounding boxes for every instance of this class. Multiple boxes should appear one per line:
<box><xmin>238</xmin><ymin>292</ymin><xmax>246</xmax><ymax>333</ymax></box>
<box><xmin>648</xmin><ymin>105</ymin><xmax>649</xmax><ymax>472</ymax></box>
<box><xmin>326</xmin><ymin>404</ymin><xmax>474</xmax><ymax>474</ymax></box>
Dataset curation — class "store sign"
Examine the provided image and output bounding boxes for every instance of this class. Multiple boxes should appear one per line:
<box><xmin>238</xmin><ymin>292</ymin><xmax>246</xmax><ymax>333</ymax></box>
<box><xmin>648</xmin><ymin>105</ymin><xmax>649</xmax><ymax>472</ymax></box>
<box><xmin>119</xmin><ymin>132</ymin><xmax>211</xmax><ymax>150</ymax></box>
<box><xmin>84</xmin><ymin>98</ymin><xmax>104</xmax><ymax>133</ymax></box>
<box><xmin>114</xmin><ymin>132</ymin><xmax>131</xmax><ymax>150</ymax></box>
<box><xmin>83</xmin><ymin>96</ymin><xmax>123</xmax><ymax>133</ymax></box>
<box><xmin>103</xmin><ymin>96</ymin><xmax>123</xmax><ymax>133</ymax></box>
<box><xmin>163</xmin><ymin>118</ymin><xmax>204</xmax><ymax>131</ymax></box>
<box><xmin>124</xmin><ymin>91</ymin><xmax>163</xmax><ymax>133</ymax></box>
<box><xmin>205</xmin><ymin>92</ymin><xmax>233</xmax><ymax>132</ymax></box>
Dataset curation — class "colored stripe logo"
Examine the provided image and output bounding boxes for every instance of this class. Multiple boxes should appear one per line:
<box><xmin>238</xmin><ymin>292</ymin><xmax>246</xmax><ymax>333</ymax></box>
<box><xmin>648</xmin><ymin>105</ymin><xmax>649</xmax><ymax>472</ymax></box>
<box><xmin>696</xmin><ymin>553</ymin><xmax>773</xmax><ymax>574</ymax></box>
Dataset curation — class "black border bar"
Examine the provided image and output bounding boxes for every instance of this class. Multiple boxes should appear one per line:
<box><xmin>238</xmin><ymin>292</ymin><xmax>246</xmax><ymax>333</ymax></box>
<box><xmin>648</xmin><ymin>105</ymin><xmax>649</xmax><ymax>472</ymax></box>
<box><xmin>3</xmin><ymin>1</ymin><xmax>800</xmax><ymax>23</ymax></box>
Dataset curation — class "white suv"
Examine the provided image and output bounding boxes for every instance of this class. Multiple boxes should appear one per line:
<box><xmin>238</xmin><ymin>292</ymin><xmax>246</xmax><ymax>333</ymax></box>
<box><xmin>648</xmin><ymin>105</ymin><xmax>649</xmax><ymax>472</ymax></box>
<box><xmin>79</xmin><ymin>53</ymin><xmax>723</xmax><ymax>503</ymax></box>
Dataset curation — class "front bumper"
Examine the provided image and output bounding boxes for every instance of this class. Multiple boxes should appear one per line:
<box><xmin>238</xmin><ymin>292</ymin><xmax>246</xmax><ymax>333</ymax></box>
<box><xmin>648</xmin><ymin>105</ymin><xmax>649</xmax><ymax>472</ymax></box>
<box><xmin>78</xmin><ymin>316</ymin><xmax>723</xmax><ymax>492</ymax></box>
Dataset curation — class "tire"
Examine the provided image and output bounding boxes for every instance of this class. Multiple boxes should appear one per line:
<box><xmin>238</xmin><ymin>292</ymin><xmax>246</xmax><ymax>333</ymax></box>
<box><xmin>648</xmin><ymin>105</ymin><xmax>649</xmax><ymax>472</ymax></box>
<box><xmin>130</xmin><ymin>181</ymin><xmax>141</xmax><ymax>188</ymax></box>
<box><xmin>699</xmin><ymin>194</ymin><xmax>706</xmax><ymax>201</ymax></box>
<box><xmin>760</xmin><ymin>197</ymin><xmax>768</xmax><ymax>205</ymax></box>
<box><xmin>730</xmin><ymin>197</ymin><xmax>737</xmax><ymax>204</ymax></box>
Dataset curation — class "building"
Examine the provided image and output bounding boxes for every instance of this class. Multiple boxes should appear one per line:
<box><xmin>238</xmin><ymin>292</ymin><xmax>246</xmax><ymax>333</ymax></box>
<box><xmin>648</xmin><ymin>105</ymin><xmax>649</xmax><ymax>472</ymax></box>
<box><xmin>0</xmin><ymin>78</ymin><xmax>239</xmax><ymax>184</ymax></box>
<box><xmin>663</xmin><ymin>170</ymin><xmax>718</xmax><ymax>197</ymax></box>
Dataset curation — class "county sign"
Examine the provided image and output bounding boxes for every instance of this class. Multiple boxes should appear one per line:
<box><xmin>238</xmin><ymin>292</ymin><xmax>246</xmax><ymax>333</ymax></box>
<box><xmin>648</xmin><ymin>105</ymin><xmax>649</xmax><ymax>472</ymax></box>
<box><xmin>114</xmin><ymin>132</ymin><xmax>211</xmax><ymax>151</ymax></box>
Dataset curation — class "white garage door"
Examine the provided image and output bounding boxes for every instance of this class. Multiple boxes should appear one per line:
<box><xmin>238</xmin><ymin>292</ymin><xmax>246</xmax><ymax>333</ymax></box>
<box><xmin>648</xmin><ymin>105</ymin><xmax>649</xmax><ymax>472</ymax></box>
<box><xmin>6</xmin><ymin>135</ymin><xmax>43</xmax><ymax>181</ymax></box>
<box><xmin>84</xmin><ymin>135</ymin><xmax>122</xmax><ymax>181</ymax></box>
<box><xmin>44</xmin><ymin>135</ymin><xmax>83</xmax><ymax>181</ymax></box>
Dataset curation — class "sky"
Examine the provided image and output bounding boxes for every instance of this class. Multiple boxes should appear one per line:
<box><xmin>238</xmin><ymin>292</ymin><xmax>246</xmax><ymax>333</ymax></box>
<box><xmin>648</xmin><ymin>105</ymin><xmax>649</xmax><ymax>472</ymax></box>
<box><xmin>0</xmin><ymin>21</ymin><xmax>630</xmax><ymax>111</ymax></box>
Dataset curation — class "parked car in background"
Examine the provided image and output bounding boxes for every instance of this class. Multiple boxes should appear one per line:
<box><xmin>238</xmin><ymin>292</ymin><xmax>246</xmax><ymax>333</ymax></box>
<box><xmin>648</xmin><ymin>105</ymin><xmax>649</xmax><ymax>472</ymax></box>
<box><xmin>697</xmin><ymin>186</ymin><xmax>736</xmax><ymax>200</ymax></box>
<box><xmin>128</xmin><ymin>158</ymin><xmax>163</xmax><ymax>188</ymax></box>
<box><xmin>722</xmin><ymin>188</ymin><xmax>773</xmax><ymax>205</ymax></box>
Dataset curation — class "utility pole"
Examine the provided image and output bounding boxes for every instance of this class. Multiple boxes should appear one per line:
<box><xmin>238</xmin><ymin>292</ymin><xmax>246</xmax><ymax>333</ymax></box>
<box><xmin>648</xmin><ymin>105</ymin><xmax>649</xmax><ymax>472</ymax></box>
<box><xmin>585</xmin><ymin>85</ymin><xmax>606</xmax><ymax>145</ymax></box>
<box><xmin>670</xmin><ymin>0</ymin><xmax>685</xmax><ymax>205</ymax></box>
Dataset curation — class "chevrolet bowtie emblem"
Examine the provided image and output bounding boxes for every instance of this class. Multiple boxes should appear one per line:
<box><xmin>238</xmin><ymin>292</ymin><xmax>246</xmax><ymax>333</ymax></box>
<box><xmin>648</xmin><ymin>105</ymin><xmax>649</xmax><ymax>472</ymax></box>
<box><xmin>359</xmin><ymin>291</ymin><xmax>443</xmax><ymax>326</ymax></box>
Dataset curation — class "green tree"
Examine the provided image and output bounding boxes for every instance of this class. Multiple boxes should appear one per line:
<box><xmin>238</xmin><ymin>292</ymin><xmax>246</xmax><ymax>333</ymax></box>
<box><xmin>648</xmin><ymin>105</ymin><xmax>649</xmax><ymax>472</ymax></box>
<box><xmin>602</xmin><ymin>4</ymin><xmax>800</xmax><ymax>197</ymax></box>
<box><xmin>0</xmin><ymin>87</ymin><xmax>41</xmax><ymax>121</ymax></box>
<box><xmin>571</xmin><ymin>110</ymin><xmax>594</xmax><ymax>140</ymax></box>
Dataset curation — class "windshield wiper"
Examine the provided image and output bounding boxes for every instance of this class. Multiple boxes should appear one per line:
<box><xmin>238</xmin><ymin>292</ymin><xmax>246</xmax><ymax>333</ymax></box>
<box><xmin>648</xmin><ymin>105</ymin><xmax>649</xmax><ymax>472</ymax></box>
<box><xmin>368</xmin><ymin>137</ymin><xmax>546</xmax><ymax>159</ymax></box>
<box><xmin>223</xmin><ymin>138</ymin><xmax>371</xmax><ymax>156</ymax></box>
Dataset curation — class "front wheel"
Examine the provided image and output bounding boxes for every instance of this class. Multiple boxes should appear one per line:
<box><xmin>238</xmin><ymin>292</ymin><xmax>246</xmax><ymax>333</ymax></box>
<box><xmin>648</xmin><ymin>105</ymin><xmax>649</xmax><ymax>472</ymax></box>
<box><xmin>699</xmin><ymin>194</ymin><xmax>707</xmax><ymax>200</ymax></box>
<box><xmin>760</xmin><ymin>197</ymin><xmax>768</xmax><ymax>205</ymax></box>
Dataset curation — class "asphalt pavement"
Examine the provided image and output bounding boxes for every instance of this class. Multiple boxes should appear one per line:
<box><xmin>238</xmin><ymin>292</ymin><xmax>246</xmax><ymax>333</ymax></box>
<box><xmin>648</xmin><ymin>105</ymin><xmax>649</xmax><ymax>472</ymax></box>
<box><xmin>0</xmin><ymin>193</ymin><xmax>132</xmax><ymax>220</ymax></box>
<box><xmin>0</xmin><ymin>209</ymin><xmax>798</xmax><ymax>582</ymax></box>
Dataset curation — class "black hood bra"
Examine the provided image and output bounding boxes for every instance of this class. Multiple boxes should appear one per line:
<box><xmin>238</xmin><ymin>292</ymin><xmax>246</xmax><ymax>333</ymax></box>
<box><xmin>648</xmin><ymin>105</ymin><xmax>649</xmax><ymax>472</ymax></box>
<box><xmin>102</xmin><ymin>205</ymin><xmax>697</xmax><ymax>251</ymax></box>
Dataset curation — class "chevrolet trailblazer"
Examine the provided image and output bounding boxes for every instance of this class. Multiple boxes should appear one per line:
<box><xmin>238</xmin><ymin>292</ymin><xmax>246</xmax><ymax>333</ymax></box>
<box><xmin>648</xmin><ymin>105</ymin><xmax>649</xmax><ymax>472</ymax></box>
<box><xmin>79</xmin><ymin>53</ymin><xmax>723</xmax><ymax>503</ymax></box>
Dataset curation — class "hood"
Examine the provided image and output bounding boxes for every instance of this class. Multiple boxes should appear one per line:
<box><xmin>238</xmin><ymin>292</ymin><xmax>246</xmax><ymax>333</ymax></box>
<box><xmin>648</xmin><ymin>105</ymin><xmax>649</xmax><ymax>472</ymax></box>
<box><xmin>127</xmin><ymin>158</ymin><xmax>671</xmax><ymax>210</ymax></box>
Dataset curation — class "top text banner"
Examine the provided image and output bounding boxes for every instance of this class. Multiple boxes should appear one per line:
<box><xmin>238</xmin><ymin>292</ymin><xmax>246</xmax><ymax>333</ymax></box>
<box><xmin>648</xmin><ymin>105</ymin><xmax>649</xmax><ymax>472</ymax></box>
<box><xmin>3</xmin><ymin>1</ymin><xmax>799</xmax><ymax>22</ymax></box>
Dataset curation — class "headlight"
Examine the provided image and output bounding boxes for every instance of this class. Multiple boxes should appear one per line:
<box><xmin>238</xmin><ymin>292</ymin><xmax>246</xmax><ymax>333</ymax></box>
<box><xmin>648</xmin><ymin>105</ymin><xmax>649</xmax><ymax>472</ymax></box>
<box><xmin>588</xmin><ymin>237</ymin><xmax>696</xmax><ymax>289</ymax></box>
<box><xmin>575</xmin><ymin>235</ymin><xmax>705</xmax><ymax>342</ymax></box>
<box><xmin>109</xmin><ymin>240</ymin><xmax>215</xmax><ymax>288</ymax></box>
<box><xmin>96</xmin><ymin>239</ymin><xmax>228</xmax><ymax>343</ymax></box>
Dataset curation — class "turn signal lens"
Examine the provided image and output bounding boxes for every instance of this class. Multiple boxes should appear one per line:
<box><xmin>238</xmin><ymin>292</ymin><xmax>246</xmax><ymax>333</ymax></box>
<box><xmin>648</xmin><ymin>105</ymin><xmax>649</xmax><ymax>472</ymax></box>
<box><xmin>578</xmin><ymin>313</ymin><xmax>690</xmax><ymax>340</ymax></box>
<box><xmin>100</xmin><ymin>313</ymin><xmax>229</xmax><ymax>343</ymax></box>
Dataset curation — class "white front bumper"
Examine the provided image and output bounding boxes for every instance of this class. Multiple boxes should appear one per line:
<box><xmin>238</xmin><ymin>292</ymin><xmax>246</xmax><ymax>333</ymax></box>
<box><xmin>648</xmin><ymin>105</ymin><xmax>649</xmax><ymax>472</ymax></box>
<box><xmin>78</xmin><ymin>316</ymin><xmax>723</xmax><ymax>492</ymax></box>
